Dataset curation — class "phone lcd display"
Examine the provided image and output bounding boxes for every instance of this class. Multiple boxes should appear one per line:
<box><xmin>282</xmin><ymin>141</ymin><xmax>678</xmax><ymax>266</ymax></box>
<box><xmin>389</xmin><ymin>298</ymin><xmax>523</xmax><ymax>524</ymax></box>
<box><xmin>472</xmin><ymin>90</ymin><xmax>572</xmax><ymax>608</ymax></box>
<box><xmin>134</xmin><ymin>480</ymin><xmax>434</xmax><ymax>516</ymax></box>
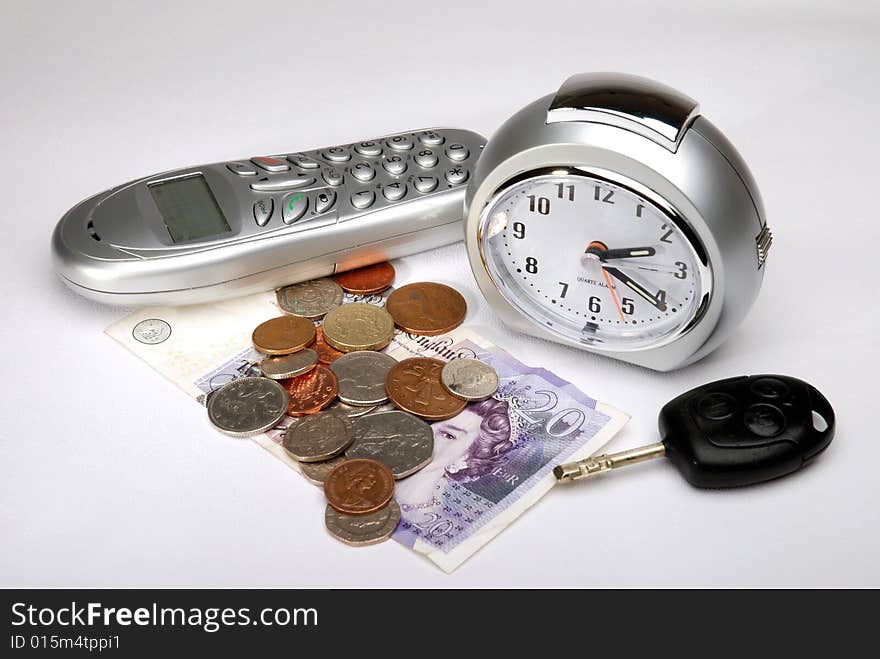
<box><xmin>149</xmin><ymin>174</ymin><xmax>231</xmax><ymax>243</ymax></box>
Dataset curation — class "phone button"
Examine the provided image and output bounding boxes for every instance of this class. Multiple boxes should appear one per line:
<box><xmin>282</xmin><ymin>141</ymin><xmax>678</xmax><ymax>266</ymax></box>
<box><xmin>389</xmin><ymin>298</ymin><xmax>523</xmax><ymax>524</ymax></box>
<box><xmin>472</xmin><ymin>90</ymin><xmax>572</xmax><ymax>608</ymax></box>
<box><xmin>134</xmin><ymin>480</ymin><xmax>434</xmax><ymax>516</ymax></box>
<box><xmin>249</xmin><ymin>175</ymin><xmax>315</xmax><ymax>192</ymax></box>
<box><xmin>315</xmin><ymin>189</ymin><xmax>337</xmax><ymax>214</ymax></box>
<box><xmin>322</xmin><ymin>168</ymin><xmax>344</xmax><ymax>186</ymax></box>
<box><xmin>251</xmin><ymin>156</ymin><xmax>290</xmax><ymax>172</ymax></box>
<box><xmin>351</xmin><ymin>162</ymin><xmax>376</xmax><ymax>182</ymax></box>
<box><xmin>382</xmin><ymin>182</ymin><xmax>407</xmax><ymax>201</ymax></box>
<box><xmin>355</xmin><ymin>141</ymin><xmax>382</xmax><ymax>157</ymax></box>
<box><xmin>282</xmin><ymin>192</ymin><xmax>309</xmax><ymax>224</ymax></box>
<box><xmin>444</xmin><ymin>143</ymin><xmax>469</xmax><ymax>161</ymax></box>
<box><xmin>228</xmin><ymin>162</ymin><xmax>259</xmax><ymax>176</ymax></box>
<box><xmin>414</xmin><ymin>149</ymin><xmax>438</xmax><ymax>168</ymax></box>
<box><xmin>253</xmin><ymin>197</ymin><xmax>275</xmax><ymax>226</ymax></box>
<box><xmin>382</xmin><ymin>155</ymin><xmax>407</xmax><ymax>175</ymax></box>
<box><xmin>418</xmin><ymin>130</ymin><xmax>444</xmax><ymax>146</ymax></box>
<box><xmin>287</xmin><ymin>154</ymin><xmax>321</xmax><ymax>169</ymax></box>
<box><xmin>322</xmin><ymin>146</ymin><xmax>351</xmax><ymax>162</ymax></box>
<box><xmin>445</xmin><ymin>166</ymin><xmax>468</xmax><ymax>185</ymax></box>
<box><xmin>414</xmin><ymin>176</ymin><xmax>438</xmax><ymax>193</ymax></box>
<box><xmin>385</xmin><ymin>135</ymin><xmax>414</xmax><ymax>151</ymax></box>
<box><xmin>350</xmin><ymin>190</ymin><xmax>376</xmax><ymax>209</ymax></box>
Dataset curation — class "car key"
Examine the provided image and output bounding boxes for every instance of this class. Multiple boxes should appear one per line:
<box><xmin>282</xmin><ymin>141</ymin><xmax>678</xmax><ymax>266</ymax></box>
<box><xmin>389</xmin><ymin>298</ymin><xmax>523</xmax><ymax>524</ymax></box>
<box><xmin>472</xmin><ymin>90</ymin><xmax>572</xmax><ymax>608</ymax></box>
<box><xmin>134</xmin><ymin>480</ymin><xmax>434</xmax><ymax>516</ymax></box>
<box><xmin>554</xmin><ymin>375</ymin><xmax>835</xmax><ymax>488</ymax></box>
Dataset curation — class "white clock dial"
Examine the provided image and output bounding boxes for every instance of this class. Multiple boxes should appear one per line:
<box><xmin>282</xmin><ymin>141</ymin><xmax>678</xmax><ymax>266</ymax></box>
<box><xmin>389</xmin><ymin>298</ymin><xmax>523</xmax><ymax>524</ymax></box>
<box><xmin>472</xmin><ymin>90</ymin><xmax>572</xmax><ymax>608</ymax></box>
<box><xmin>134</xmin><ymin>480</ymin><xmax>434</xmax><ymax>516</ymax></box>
<box><xmin>478</xmin><ymin>170</ymin><xmax>710</xmax><ymax>350</ymax></box>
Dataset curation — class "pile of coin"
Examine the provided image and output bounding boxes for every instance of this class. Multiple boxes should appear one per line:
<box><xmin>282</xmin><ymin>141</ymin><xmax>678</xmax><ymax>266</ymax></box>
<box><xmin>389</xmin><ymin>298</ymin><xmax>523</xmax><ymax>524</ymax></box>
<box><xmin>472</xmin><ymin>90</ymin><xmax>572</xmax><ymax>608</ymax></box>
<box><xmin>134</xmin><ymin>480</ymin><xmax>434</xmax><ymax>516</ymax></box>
<box><xmin>206</xmin><ymin>261</ymin><xmax>500</xmax><ymax>546</ymax></box>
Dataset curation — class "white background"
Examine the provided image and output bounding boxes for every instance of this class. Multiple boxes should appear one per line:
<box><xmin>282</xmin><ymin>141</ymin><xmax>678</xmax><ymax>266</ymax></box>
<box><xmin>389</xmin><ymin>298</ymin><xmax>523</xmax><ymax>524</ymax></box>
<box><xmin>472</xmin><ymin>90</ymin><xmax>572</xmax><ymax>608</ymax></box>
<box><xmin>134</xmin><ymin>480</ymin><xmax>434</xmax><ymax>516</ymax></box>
<box><xmin>1</xmin><ymin>0</ymin><xmax>878</xmax><ymax>587</ymax></box>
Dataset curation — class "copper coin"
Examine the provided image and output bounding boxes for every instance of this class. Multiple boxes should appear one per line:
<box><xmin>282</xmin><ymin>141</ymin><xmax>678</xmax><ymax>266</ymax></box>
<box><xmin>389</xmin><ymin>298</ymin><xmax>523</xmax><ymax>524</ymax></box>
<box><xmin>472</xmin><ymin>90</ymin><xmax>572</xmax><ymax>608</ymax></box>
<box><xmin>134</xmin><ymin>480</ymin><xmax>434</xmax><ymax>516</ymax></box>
<box><xmin>385</xmin><ymin>357</ymin><xmax>467</xmax><ymax>421</ymax></box>
<box><xmin>252</xmin><ymin>316</ymin><xmax>316</xmax><ymax>355</ymax></box>
<box><xmin>324</xmin><ymin>458</ymin><xmax>395</xmax><ymax>515</ymax></box>
<box><xmin>313</xmin><ymin>326</ymin><xmax>345</xmax><ymax>365</ymax></box>
<box><xmin>333</xmin><ymin>261</ymin><xmax>396</xmax><ymax>295</ymax></box>
<box><xmin>281</xmin><ymin>365</ymin><xmax>338</xmax><ymax>416</ymax></box>
<box><xmin>385</xmin><ymin>282</ymin><xmax>467</xmax><ymax>336</ymax></box>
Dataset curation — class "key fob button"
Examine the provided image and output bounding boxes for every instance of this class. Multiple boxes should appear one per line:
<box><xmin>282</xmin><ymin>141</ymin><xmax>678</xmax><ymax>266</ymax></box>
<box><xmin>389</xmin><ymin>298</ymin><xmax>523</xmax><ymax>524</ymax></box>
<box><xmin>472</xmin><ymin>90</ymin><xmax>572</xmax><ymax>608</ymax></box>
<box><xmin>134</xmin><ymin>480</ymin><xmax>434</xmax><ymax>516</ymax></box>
<box><xmin>744</xmin><ymin>403</ymin><xmax>786</xmax><ymax>438</ymax></box>
<box><xmin>696</xmin><ymin>392</ymin><xmax>737</xmax><ymax>421</ymax></box>
<box><xmin>751</xmin><ymin>377</ymin><xmax>790</xmax><ymax>399</ymax></box>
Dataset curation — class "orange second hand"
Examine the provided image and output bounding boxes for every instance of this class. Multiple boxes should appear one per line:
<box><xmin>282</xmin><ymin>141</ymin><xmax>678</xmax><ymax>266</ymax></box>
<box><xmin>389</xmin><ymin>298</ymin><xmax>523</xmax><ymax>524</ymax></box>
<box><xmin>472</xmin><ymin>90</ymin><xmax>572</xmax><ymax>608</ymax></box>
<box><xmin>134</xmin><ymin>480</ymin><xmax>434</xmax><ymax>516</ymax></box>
<box><xmin>602</xmin><ymin>267</ymin><xmax>626</xmax><ymax>322</ymax></box>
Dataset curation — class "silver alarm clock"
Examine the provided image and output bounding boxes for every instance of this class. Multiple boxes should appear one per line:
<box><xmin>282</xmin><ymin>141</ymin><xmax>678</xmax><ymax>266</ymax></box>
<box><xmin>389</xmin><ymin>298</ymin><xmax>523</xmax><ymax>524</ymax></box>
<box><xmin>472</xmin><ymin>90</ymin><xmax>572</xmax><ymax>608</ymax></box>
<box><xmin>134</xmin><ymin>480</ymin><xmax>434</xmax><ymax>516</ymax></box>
<box><xmin>465</xmin><ymin>73</ymin><xmax>772</xmax><ymax>371</ymax></box>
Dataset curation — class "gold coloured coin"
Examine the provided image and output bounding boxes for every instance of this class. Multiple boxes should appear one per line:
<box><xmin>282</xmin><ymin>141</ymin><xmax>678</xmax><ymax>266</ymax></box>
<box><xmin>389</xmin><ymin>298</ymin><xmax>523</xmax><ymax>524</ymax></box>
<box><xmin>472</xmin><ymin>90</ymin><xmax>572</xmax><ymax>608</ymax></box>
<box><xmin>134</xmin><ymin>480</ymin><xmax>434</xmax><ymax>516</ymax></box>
<box><xmin>321</xmin><ymin>303</ymin><xmax>395</xmax><ymax>353</ymax></box>
<box><xmin>252</xmin><ymin>316</ymin><xmax>316</xmax><ymax>355</ymax></box>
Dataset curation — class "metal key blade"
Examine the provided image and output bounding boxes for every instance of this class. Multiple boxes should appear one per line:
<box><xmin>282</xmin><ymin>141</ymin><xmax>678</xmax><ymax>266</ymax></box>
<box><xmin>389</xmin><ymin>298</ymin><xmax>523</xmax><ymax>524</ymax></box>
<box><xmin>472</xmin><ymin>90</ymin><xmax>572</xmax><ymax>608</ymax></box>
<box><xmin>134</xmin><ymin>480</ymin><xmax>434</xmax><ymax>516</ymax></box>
<box><xmin>553</xmin><ymin>442</ymin><xmax>666</xmax><ymax>482</ymax></box>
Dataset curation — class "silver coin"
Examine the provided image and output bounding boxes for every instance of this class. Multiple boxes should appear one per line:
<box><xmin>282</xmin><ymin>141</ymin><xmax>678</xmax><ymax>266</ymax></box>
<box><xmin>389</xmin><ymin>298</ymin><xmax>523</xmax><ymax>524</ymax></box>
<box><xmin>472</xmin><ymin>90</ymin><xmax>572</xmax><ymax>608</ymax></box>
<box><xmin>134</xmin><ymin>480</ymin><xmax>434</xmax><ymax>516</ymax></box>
<box><xmin>346</xmin><ymin>410</ymin><xmax>434</xmax><ymax>478</ymax></box>
<box><xmin>330</xmin><ymin>351</ymin><xmax>398</xmax><ymax>406</ymax></box>
<box><xmin>325</xmin><ymin>400</ymin><xmax>380</xmax><ymax>420</ymax></box>
<box><xmin>276</xmin><ymin>278</ymin><xmax>344</xmax><ymax>319</ymax></box>
<box><xmin>259</xmin><ymin>349</ymin><xmax>318</xmax><ymax>379</ymax></box>
<box><xmin>324</xmin><ymin>500</ymin><xmax>401</xmax><ymax>546</ymax></box>
<box><xmin>440</xmin><ymin>358</ymin><xmax>500</xmax><ymax>401</ymax></box>
<box><xmin>297</xmin><ymin>455</ymin><xmax>347</xmax><ymax>486</ymax></box>
<box><xmin>207</xmin><ymin>377</ymin><xmax>289</xmax><ymax>437</ymax></box>
<box><xmin>282</xmin><ymin>411</ymin><xmax>355</xmax><ymax>462</ymax></box>
<box><xmin>132</xmin><ymin>318</ymin><xmax>172</xmax><ymax>345</ymax></box>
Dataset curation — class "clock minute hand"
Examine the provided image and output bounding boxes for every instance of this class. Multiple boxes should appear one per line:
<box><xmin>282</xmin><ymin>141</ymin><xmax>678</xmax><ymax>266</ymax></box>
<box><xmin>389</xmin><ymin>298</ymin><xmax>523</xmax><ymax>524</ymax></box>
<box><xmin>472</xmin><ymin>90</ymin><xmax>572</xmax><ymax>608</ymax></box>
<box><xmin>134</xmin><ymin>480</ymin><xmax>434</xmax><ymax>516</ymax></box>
<box><xmin>603</xmin><ymin>265</ymin><xmax>668</xmax><ymax>312</ymax></box>
<box><xmin>585</xmin><ymin>245</ymin><xmax>656</xmax><ymax>260</ymax></box>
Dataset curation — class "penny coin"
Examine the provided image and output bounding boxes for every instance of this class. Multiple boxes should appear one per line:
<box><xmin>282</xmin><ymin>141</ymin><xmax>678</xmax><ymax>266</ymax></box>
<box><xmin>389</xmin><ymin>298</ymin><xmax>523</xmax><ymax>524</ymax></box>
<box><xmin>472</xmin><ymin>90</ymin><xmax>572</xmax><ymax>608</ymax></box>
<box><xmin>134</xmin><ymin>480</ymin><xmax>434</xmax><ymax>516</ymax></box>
<box><xmin>385</xmin><ymin>282</ymin><xmax>467</xmax><ymax>336</ymax></box>
<box><xmin>298</xmin><ymin>455</ymin><xmax>347</xmax><ymax>486</ymax></box>
<box><xmin>312</xmin><ymin>326</ymin><xmax>345</xmax><ymax>365</ymax></box>
<box><xmin>322</xmin><ymin>303</ymin><xmax>395</xmax><ymax>352</ymax></box>
<box><xmin>440</xmin><ymin>358</ymin><xmax>500</xmax><ymax>401</ymax></box>
<box><xmin>281</xmin><ymin>365</ymin><xmax>338</xmax><ymax>416</ymax></box>
<box><xmin>283</xmin><ymin>412</ymin><xmax>354</xmax><ymax>462</ymax></box>
<box><xmin>385</xmin><ymin>357</ymin><xmax>467</xmax><ymax>420</ymax></box>
<box><xmin>324</xmin><ymin>458</ymin><xmax>394</xmax><ymax>515</ymax></box>
<box><xmin>276</xmin><ymin>278</ymin><xmax>344</xmax><ymax>320</ymax></box>
<box><xmin>347</xmin><ymin>411</ymin><xmax>434</xmax><ymax>479</ymax></box>
<box><xmin>259</xmin><ymin>349</ymin><xmax>318</xmax><ymax>380</ymax></box>
<box><xmin>333</xmin><ymin>262</ymin><xmax>396</xmax><ymax>295</ymax></box>
<box><xmin>324</xmin><ymin>500</ymin><xmax>401</xmax><ymax>546</ymax></box>
<box><xmin>330</xmin><ymin>351</ymin><xmax>398</xmax><ymax>406</ymax></box>
<box><xmin>252</xmin><ymin>316</ymin><xmax>316</xmax><ymax>355</ymax></box>
<box><xmin>207</xmin><ymin>377</ymin><xmax>288</xmax><ymax>437</ymax></box>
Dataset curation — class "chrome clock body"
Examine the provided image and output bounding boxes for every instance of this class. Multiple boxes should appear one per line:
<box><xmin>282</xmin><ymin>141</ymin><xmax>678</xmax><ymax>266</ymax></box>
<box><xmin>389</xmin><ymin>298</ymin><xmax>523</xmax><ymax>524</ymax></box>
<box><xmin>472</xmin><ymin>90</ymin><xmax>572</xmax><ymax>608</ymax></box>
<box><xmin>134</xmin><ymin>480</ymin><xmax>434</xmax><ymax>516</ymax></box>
<box><xmin>464</xmin><ymin>73</ymin><xmax>770</xmax><ymax>371</ymax></box>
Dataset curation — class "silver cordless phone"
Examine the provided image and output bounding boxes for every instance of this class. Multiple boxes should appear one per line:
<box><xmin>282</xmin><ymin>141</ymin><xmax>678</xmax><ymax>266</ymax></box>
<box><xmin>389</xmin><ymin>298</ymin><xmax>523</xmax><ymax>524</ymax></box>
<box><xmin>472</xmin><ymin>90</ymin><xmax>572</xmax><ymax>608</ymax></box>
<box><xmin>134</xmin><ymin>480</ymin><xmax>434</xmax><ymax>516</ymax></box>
<box><xmin>52</xmin><ymin>129</ymin><xmax>486</xmax><ymax>305</ymax></box>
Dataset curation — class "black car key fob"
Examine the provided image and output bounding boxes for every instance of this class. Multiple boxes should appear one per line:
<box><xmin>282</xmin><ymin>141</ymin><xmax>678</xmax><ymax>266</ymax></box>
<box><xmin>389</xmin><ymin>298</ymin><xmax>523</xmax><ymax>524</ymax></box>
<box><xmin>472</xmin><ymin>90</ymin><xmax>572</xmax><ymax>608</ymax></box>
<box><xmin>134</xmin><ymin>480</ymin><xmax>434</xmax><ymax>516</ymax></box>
<box><xmin>658</xmin><ymin>375</ymin><xmax>835</xmax><ymax>488</ymax></box>
<box><xmin>554</xmin><ymin>374</ymin><xmax>835</xmax><ymax>489</ymax></box>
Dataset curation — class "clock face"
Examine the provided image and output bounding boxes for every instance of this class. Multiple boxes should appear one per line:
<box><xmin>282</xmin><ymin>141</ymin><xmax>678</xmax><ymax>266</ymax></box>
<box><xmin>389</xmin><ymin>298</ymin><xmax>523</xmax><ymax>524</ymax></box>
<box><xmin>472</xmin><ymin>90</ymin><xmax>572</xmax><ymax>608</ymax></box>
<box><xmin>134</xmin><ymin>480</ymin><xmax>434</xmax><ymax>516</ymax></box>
<box><xmin>478</xmin><ymin>169</ymin><xmax>710</xmax><ymax>350</ymax></box>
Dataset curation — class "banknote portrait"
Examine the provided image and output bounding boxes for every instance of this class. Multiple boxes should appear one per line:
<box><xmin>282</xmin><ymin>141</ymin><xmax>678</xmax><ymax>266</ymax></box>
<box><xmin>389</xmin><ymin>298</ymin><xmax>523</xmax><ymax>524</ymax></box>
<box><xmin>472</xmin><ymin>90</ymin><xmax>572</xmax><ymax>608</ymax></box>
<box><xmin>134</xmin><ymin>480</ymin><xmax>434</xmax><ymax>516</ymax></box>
<box><xmin>395</xmin><ymin>398</ymin><xmax>515</xmax><ymax>511</ymax></box>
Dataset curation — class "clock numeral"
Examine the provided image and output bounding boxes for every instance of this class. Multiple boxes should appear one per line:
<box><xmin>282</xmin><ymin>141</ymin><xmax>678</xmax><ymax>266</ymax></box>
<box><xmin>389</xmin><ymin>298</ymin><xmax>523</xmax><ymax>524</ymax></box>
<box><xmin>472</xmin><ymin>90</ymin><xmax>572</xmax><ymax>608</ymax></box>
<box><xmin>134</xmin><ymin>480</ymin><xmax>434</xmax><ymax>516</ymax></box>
<box><xmin>656</xmin><ymin>290</ymin><xmax>667</xmax><ymax>307</ymax></box>
<box><xmin>659</xmin><ymin>224</ymin><xmax>674</xmax><ymax>243</ymax></box>
<box><xmin>556</xmin><ymin>183</ymin><xmax>575</xmax><ymax>201</ymax></box>
<box><xmin>674</xmin><ymin>261</ymin><xmax>687</xmax><ymax>279</ymax></box>
<box><xmin>525</xmin><ymin>257</ymin><xmax>538</xmax><ymax>274</ymax></box>
<box><xmin>636</xmin><ymin>204</ymin><xmax>645</xmax><ymax>218</ymax></box>
<box><xmin>594</xmin><ymin>187</ymin><xmax>614</xmax><ymax>204</ymax></box>
<box><xmin>622</xmin><ymin>297</ymin><xmax>635</xmax><ymax>315</ymax></box>
<box><xmin>558</xmin><ymin>281</ymin><xmax>569</xmax><ymax>299</ymax></box>
<box><xmin>588</xmin><ymin>296</ymin><xmax>602</xmax><ymax>313</ymax></box>
<box><xmin>527</xmin><ymin>195</ymin><xmax>550</xmax><ymax>215</ymax></box>
<box><xmin>512</xmin><ymin>222</ymin><xmax>526</xmax><ymax>239</ymax></box>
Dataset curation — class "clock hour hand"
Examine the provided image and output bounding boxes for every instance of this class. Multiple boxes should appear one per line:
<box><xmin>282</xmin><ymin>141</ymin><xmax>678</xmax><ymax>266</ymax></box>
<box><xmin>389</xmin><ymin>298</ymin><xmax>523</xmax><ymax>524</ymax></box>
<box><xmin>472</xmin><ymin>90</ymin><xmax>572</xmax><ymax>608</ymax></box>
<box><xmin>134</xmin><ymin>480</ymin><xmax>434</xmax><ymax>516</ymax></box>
<box><xmin>585</xmin><ymin>245</ymin><xmax>656</xmax><ymax>260</ymax></box>
<box><xmin>602</xmin><ymin>266</ymin><xmax>668</xmax><ymax>311</ymax></box>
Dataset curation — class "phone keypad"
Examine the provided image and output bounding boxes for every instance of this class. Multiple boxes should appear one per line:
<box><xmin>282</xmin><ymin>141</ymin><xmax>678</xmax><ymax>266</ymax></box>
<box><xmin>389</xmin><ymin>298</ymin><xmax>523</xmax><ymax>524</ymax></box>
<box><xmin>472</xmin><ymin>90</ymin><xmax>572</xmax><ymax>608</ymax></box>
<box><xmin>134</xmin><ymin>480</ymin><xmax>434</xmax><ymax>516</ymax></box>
<box><xmin>236</xmin><ymin>128</ymin><xmax>483</xmax><ymax>230</ymax></box>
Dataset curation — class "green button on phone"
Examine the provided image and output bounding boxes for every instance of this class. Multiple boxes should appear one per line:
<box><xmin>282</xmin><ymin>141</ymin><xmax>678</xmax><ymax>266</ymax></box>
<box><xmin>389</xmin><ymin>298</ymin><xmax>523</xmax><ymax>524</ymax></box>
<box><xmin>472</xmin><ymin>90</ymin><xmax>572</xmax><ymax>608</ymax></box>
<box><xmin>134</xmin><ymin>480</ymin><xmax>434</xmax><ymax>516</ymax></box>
<box><xmin>282</xmin><ymin>192</ymin><xmax>308</xmax><ymax>224</ymax></box>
